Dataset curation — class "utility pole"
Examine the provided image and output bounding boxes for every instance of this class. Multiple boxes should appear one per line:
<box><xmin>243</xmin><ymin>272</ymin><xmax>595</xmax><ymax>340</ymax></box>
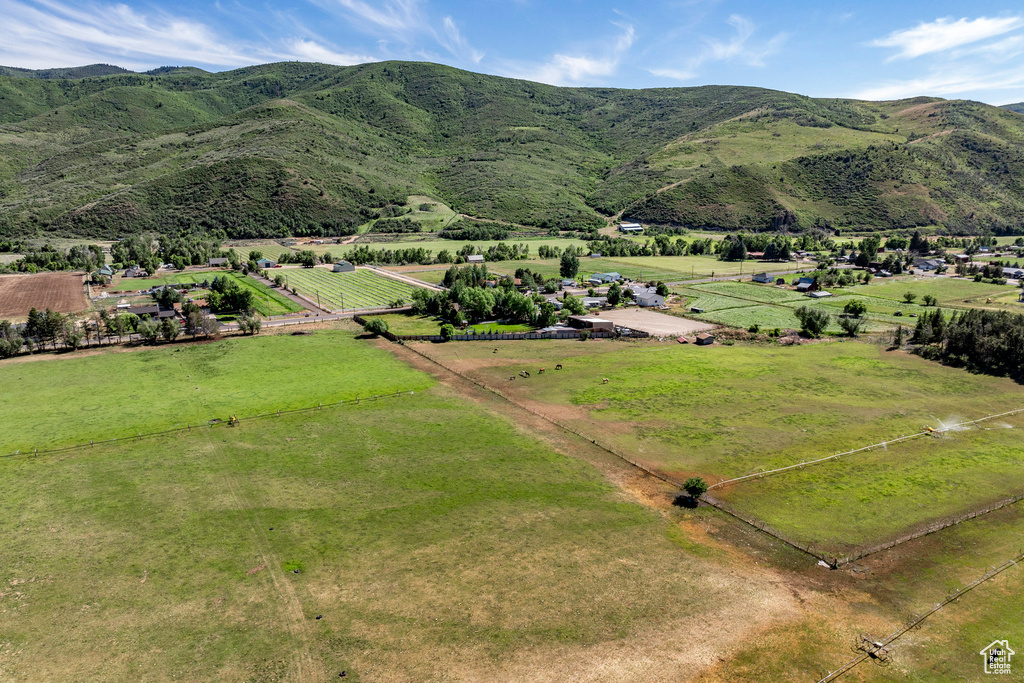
<box><xmin>316</xmin><ymin>290</ymin><xmax>321</xmax><ymax>315</ymax></box>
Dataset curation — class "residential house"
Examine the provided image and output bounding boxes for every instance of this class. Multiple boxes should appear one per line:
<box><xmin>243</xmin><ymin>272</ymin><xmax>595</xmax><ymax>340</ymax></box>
<box><xmin>751</xmin><ymin>272</ymin><xmax>773</xmax><ymax>284</ymax></box>
<box><xmin>208</xmin><ymin>257</ymin><xmax>228</xmax><ymax>267</ymax></box>
<box><xmin>636</xmin><ymin>292</ymin><xmax>665</xmax><ymax>307</ymax></box>
<box><xmin>916</xmin><ymin>259</ymin><xmax>945</xmax><ymax>271</ymax></box>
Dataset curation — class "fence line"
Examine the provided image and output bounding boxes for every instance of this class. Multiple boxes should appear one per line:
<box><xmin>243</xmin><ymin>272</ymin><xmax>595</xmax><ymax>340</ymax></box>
<box><xmin>0</xmin><ymin>389</ymin><xmax>419</xmax><ymax>460</ymax></box>
<box><xmin>818</xmin><ymin>549</ymin><xmax>1024</xmax><ymax>682</ymax></box>
<box><xmin>401</xmin><ymin>342</ymin><xmax>1024</xmax><ymax>568</ymax></box>
<box><xmin>398</xmin><ymin>343</ymin><xmax>834</xmax><ymax>564</ymax></box>
<box><xmin>709</xmin><ymin>408</ymin><xmax>1024</xmax><ymax>490</ymax></box>
<box><xmin>353</xmin><ymin>314</ymin><xmax>649</xmax><ymax>343</ymax></box>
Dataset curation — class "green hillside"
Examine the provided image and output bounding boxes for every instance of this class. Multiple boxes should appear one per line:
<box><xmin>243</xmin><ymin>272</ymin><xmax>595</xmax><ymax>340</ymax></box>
<box><xmin>0</xmin><ymin>63</ymin><xmax>132</xmax><ymax>80</ymax></box>
<box><xmin>2</xmin><ymin>60</ymin><xmax>1024</xmax><ymax>239</ymax></box>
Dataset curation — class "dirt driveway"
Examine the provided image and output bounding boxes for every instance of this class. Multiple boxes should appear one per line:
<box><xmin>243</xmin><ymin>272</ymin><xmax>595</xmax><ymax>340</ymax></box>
<box><xmin>597</xmin><ymin>307</ymin><xmax>716</xmax><ymax>336</ymax></box>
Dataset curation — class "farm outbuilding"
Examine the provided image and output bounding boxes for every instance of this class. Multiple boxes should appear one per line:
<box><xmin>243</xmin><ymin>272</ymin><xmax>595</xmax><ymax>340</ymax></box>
<box><xmin>618</xmin><ymin>222</ymin><xmax>644</xmax><ymax>233</ymax></box>
<box><xmin>751</xmin><ymin>272</ymin><xmax>772</xmax><ymax>284</ymax></box>
<box><xmin>256</xmin><ymin>258</ymin><xmax>277</xmax><ymax>269</ymax></box>
<box><xmin>467</xmin><ymin>255</ymin><xmax>484</xmax><ymax>264</ymax></box>
<box><xmin>696</xmin><ymin>333</ymin><xmax>715</xmax><ymax>345</ymax></box>
<box><xmin>568</xmin><ymin>316</ymin><xmax>614</xmax><ymax>332</ymax></box>
<box><xmin>796</xmin><ymin>277</ymin><xmax>817</xmax><ymax>292</ymax></box>
<box><xmin>208</xmin><ymin>257</ymin><xmax>228</xmax><ymax>267</ymax></box>
<box><xmin>333</xmin><ymin>261</ymin><xmax>355</xmax><ymax>273</ymax></box>
<box><xmin>636</xmin><ymin>293</ymin><xmax>665</xmax><ymax>307</ymax></box>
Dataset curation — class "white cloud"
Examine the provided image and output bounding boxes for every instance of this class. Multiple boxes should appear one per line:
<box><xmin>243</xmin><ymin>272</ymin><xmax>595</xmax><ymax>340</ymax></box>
<box><xmin>853</xmin><ymin>66</ymin><xmax>1024</xmax><ymax>100</ymax></box>
<box><xmin>284</xmin><ymin>39</ymin><xmax>377</xmax><ymax>66</ymax></box>
<box><xmin>0</xmin><ymin>0</ymin><xmax>264</xmax><ymax>69</ymax></box>
<box><xmin>507</xmin><ymin>23</ymin><xmax>635</xmax><ymax>86</ymax></box>
<box><xmin>439</xmin><ymin>16</ymin><xmax>483</xmax><ymax>64</ymax></box>
<box><xmin>0</xmin><ymin>0</ymin><xmax>383</xmax><ymax>71</ymax></box>
<box><xmin>650</xmin><ymin>14</ymin><xmax>786</xmax><ymax>82</ymax></box>
<box><xmin>331</xmin><ymin>0</ymin><xmax>423</xmax><ymax>35</ymax></box>
<box><xmin>872</xmin><ymin>16</ymin><xmax>1024</xmax><ymax>60</ymax></box>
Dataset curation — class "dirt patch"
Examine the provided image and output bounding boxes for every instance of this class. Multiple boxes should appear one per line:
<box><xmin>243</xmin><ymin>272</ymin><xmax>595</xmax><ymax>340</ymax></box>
<box><xmin>0</xmin><ymin>272</ymin><xmax>88</xmax><ymax>318</ymax></box>
<box><xmin>598</xmin><ymin>308</ymin><xmax>717</xmax><ymax>336</ymax></box>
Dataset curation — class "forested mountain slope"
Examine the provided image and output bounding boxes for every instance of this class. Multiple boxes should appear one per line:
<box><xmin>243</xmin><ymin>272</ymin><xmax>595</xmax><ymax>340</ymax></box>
<box><xmin>1</xmin><ymin>60</ymin><xmax>1023</xmax><ymax>239</ymax></box>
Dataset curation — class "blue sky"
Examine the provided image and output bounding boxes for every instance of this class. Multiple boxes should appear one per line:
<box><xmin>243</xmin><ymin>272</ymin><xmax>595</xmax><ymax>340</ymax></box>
<box><xmin>2</xmin><ymin>0</ymin><xmax>1024</xmax><ymax>104</ymax></box>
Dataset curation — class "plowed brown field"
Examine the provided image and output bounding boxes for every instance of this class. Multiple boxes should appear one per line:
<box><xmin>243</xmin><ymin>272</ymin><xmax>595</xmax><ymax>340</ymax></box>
<box><xmin>0</xmin><ymin>272</ymin><xmax>87</xmax><ymax>318</ymax></box>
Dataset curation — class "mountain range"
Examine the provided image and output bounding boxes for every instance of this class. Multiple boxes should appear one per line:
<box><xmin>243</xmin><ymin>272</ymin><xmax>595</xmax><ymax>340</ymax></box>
<box><xmin>1</xmin><ymin>61</ymin><xmax>1024</xmax><ymax>239</ymax></box>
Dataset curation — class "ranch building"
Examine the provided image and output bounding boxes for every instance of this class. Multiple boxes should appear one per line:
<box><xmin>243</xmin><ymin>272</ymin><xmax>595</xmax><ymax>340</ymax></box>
<box><xmin>333</xmin><ymin>260</ymin><xmax>356</xmax><ymax>273</ymax></box>
<box><xmin>256</xmin><ymin>258</ymin><xmax>277</xmax><ymax>269</ymax></box>
<box><xmin>568</xmin><ymin>316</ymin><xmax>615</xmax><ymax>332</ymax></box>
<box><xmin>696</xmin><ymin>333</ymin><xmax>715</xmax><ymax>345</ymax></box>
<box><xmin>208</xmin><ymin>257</ymin><xmax>228</xmax><ymax>267</ymax></box>
<box><xmin>751</xmin><ymin>272</ymin><xmax>773</xmax><ymax>284</ymax></box>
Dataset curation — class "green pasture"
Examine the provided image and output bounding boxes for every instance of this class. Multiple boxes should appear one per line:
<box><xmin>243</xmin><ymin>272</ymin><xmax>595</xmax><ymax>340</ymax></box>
<box><xmin>605</xmin><ymin>255</ymin><xmax>798</xmax><ymax>281</ymax></box>
<box><xmin>281</xmin><ymin>268</ymin><xmax>421</xmax><ymax>311</ymax></box>
<box><xmin>0</xmin><ymin>328</ymin><xmax>431</xmax><ymax>453</ymax></box>
<box><xmin>393</xmin><ymin>267</ymin><xmax>450</xmax><ymax>285</ymax></box>
<box><xmin>844</xmin><ymin>276</ymin><xmax>1016</xmax><ymax>305</ymax></box>
<box><xmin>236</xmin><ymin>275</ymin><xmax>306</xmax><ymax>316</ymax></box>
<box><xmin>422</xmin><ymin>340</ymin><xmax>1024</xmax><ymax>479</ymax></box>
<box><xmin>466</xmin><ymin>322</ymin><xmax>535</xmax><ymax>333</ymax></box>
<box><xmin>223</xmin><ymin>242</ymin><xmax>299</xmax><ymax>261</ymax></box>
<box><xmin>710</xmin><ymin>501</ymin><xmax>1024</xmax><ymax>681</ymax></box>
<box><xmin>688</xmin><ymin>281</ymin><xmax>807</xmax><ymax>304</ymax></box>
<box><xmin>109</xmin><ymin>271</ymin><xmax>302</xmax><ymax>317</ymax></box>
<box><xmin>0</xmin><ymin>347</ymin><xmax>768</xmax><ymax>680</ymax></box>
<box><xmin>719</xmin><ymin>415</ymin><xmax>1024</xmax><ymax>554</ymax></box>
<box><xmin>419</xmin><ymin>339</ymin><xmax>1024</xmax><ymax>550</ymax></box>
<box><xmin>368</xmin><ymin>313</ymin><xmax>445</xmax><ymax>335</ymax></box>
<box><xmin>111</xmin><ymin>271</ymin><xmax>221</xmax><ymax>291</ymax></box>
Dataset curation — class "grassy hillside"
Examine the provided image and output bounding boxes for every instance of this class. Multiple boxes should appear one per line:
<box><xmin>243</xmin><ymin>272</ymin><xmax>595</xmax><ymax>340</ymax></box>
<box><xmin>2</xmin><ymin>61</ymin><xmax>1024</xmax><ymax>239</ymax></box>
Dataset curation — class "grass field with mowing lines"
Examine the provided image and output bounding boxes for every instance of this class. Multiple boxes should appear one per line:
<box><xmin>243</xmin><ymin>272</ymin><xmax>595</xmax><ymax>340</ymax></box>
<box><xmin>0</xmin><ymin>329</ymin><xmax>431</xmax><ymax>453</ymax></box>
<box><xmin>606</xmin><ymin>255</ymin><xmax>800</xmax><ymax>281</ymax></box>
<box><xmin>282</xmin><ymin>268</ymin><xmax>421</xmax><ymax>311</ymax></box>
<box><xmin>688</xmin><ymin>281</ymin><xmax>807</xmax><ymax>304</ymax></box>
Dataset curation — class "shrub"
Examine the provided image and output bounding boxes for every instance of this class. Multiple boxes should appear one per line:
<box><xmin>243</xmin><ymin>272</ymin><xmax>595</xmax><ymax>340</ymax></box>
<box><xmin>440</xmin><ymin>323</ymin><xmax>455</xmax><ymax>341</ymax></box>
<box><xmin>793</xmin><ymin>306</ymin><xmax>831</xmax><ymax>337</ymax></box>
<box><xmin>838</xmin><ymin>316</ymin><xmax>863</xmax><ymax>337</ymax></box>
<box><xmin>364</xmin><ymin>317</ymin><xmax>389</xmax><ymax>336</ymax></box>
<box><xmin>843</xmin><ymin>299</ymin><xmax>867</xmax><ymax>317</ymax></box>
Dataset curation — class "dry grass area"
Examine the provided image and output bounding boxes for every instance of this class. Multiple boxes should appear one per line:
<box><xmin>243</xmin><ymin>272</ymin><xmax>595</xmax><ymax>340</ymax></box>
<box><xmin>0</xmin><ymin>272</ymin><xmax>87</xmax><ymax>318</ymax></box>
